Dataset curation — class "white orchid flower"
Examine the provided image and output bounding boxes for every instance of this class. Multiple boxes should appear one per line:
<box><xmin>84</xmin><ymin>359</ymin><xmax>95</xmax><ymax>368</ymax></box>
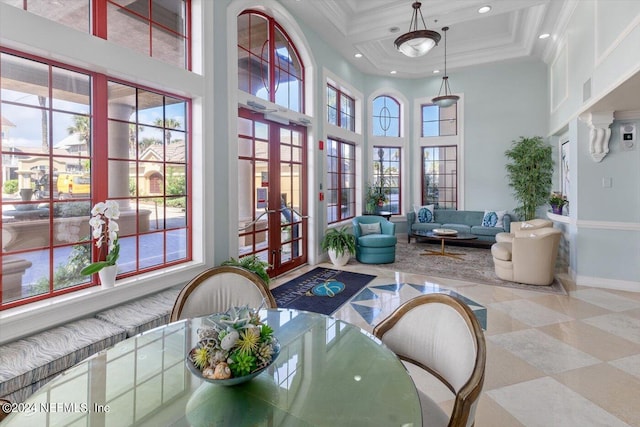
<box><xmin>91</xmin><ymin>202</ymin><xmax>106</xmax><ymax>216</ymax></box>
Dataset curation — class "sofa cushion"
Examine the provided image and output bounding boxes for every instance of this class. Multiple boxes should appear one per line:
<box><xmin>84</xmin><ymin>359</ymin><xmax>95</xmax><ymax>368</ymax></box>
<box><xmin>471</xmin><ymin>226</ymin><xmax>504</xmax><ymax>238</ymax></box>
<box><xmin>0</xmin><ymin>318</ymin><xmax>127</xmax><ymax>398</ymax></box>
<box><xmin>357</xmin><ymin>234</ymin><xmax>397</xmax><ymax>248</ymax></box>
<box><xmin>359</xmin><ymin>222</ymin><xmax>381</xmax><ymax>236</ymax></box>
<box><xmin>482</xmin><ymin>210</ymin><xmax>507</xmax><ymax>228</ymax></box>
<box><xmin>414</xmin><ymin>204</ymin><xmax>435</xmax><ymax>223</ymax></box>
<box><xmin>95</xmin><ymin>287</ymin><xmax>181</xmax><ymax>338</ymax></box>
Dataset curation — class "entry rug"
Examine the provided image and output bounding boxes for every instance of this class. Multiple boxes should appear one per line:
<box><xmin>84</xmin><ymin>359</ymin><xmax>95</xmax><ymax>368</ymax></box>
<box><xmin>272</xmin><ymin>267</ymin><xmax>376</xmax><ymax>315</ymax></box>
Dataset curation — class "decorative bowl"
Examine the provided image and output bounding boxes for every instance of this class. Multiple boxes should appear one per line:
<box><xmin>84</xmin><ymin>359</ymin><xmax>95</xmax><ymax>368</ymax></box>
<box><xmin>186</xmin><ymin>339</ymin><xmax>280</xmax><ymax>387</ymax></box>
<box><xmin>433</xmin><ymin>228</ymin><xmax>458</xmax><ymax>236</ymax></box>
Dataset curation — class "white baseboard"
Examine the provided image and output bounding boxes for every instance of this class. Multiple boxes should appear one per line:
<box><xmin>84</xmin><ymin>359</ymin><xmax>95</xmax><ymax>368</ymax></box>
<box><xmin>575</xmin><ymin>273</ymin><xmax>640</xmax><ymax>292</ymax></box>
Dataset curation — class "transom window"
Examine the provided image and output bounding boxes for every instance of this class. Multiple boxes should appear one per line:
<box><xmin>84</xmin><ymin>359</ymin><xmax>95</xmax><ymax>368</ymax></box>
<box><xmin>1</xmin><ymin>0</ymin><xmax>191</xmax><ymax>69</ymax></box>
<box><xmin>421</xmin><ymin>103</ymin><xmax>457</xmax><ymax>137</ymax></box>
<box><xmin>372</xmin><ymin>96</ymin><xmax>400</xmax><ymax>137</ymax></box>
<box><xmin>327</xmin><ymin>85</ymin><xmax>355</xmax><ymax>131</ymax></box>
<box><xmin>326</xmin><ymin>138</ymin><xmax>355</xmax><ymax>223</ymax></box>
<box><xmin>422</xmin><ymin>146</ymin><xmax>457</xmax><ymax>209</ymax></box>
<box><xmin>372</xmin><ymin>146</ymin><xmax>401</xmax><ymax>215</ymax></box>
<box><xmin>237</xmin><ymin>10</ymin><xmax>304</xmax><ymax>113</ymax></box>
<box><xmin>0</xmin><ymin>50</ymin><xmax>191</xmax><ymax>310</ymax></box>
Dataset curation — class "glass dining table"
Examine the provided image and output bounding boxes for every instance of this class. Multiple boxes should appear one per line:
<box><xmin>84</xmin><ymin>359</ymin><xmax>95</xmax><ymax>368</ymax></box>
<box><xmin>3</xmin><ymin>309</ymin><xmax>422</xmax><ymax>426</ymax></box>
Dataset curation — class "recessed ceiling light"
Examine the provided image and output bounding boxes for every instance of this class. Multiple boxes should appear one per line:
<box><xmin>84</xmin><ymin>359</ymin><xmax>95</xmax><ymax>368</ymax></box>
<box><xmin>478</xmin><ymin>6</ymin><xmax>491</xmax><ymax>14</ymax></box>
<box><xmin>354</xmin><ymin>53</ymin><xmax>363</xmax><ymax>58</ymax></box>
<box><xmin>390</xmin><ymin>70</ymin><xmax>397</xmax><ymax>75</ymax></box>
<box><xmin>433</xmin><ymin>69</ymin><xmax>440</xmax><ymax>74</ymax></box>
<box><xmin>389</xmin><ymin>26</ymin><xmax>400</xmax><ymax>34</ymax></box>
<box><xmin>539</xmin><ymin>33</ymin><xmax>550</xmax><ymax>39</ymax></box>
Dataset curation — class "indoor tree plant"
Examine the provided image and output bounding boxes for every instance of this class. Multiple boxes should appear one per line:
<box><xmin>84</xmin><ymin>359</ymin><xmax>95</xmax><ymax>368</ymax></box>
<box><xmin>321</xmin><ymin>226</ymin><xmax>356</xmax><ymax>266</ymax></box>
<box><xmin>504</xmin><ymin>136</ymin><xmax>553</xmax><ymax>220</ymax></box>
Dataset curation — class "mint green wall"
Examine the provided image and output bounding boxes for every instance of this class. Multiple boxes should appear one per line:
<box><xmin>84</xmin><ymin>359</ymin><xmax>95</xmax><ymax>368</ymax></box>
<box><xmin>362</xmin><ymin>60</ymin><xmax>549</xmax><ymax>215</ymax></box>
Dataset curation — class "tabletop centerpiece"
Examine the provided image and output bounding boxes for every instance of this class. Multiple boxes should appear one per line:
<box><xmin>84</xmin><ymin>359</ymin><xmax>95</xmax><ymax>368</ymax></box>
<box><xmin>187</xmin><ymin>306</ymin><xmax>279</xmax><ymax>385</ymax></box>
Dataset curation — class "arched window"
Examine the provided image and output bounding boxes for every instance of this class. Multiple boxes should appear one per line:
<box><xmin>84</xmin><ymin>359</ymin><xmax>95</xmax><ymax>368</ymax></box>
<box><xmin>237</xmin><ymin>11</ymin><xmax>304</xmax><ymax>113</ymax></box>
<box><xmin>372</xmin><ymin>96</ymin><xmax>400</xmax><ymax>137</ymax></box>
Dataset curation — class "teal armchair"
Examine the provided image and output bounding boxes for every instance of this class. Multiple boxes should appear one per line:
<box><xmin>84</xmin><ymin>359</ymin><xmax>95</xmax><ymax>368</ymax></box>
<box><xmin>352</xmin><ymin>216</ymin><xmax>397</xmax><ymax>264</ymax></box>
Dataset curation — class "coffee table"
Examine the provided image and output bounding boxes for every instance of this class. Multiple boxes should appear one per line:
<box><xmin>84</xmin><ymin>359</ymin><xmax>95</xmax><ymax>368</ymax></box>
<box><xmin>413</xmin><ymin>229</ymin><xmax>478</xmax><ymax>260</ymax></box>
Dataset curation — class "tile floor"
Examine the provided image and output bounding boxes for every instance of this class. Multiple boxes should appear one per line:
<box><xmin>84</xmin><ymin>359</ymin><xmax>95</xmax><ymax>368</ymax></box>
<box><xmin>271</xmin><ymin>259</ymin><xmax>640</xmax><ymax>427</ymax></box>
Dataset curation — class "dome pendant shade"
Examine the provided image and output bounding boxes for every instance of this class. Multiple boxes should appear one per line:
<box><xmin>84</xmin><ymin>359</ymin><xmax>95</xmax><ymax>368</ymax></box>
<box><xmin>395</xmin><ymin>2</ymin><xmax>441</xmax><ymax>58</ymax></box>
<box><xmin>432</xmin><ymin>26</ymin><xmax>459</xmax><ymax>107</ymax></box>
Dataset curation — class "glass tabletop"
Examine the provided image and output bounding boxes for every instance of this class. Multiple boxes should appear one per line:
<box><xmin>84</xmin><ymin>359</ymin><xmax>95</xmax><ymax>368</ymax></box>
<box><xmin>3</xmin><ymin>309</ymin><xmax>422</xmax><ymax>427</ymax></box>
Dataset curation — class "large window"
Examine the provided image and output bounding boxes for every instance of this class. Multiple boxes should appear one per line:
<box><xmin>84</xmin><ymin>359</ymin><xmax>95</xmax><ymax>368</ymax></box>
<box><xmin>0</xmin><ymin>50</ymin><xmax>190</xmax><ymax>310</ymax></box>
<box><xmin>422</xmin><ymin>103</ymin><xmax>457</xmax><ymax>137</ymax></box>
<box><xmin>422</xmin><ymin>146</ymin><xmax>457</xmax><ymax>209</ymax></box>
<box><xmin>237</xmin><ymin>11</ymin><xmax>304</xmax><ymax>113</ymax></box>
<box><xmin>372</xmin><ymin>96</ymin><xmax>400</xmax><ymax>137</ymax></box>
<box><xmin>326</xmin><ymin>138</ymin><xmax>355</xmax><ymax>223</ymax></box>
<box><xmin>373</xmin><ymin>146</ymin><xmax>401</xmax><ymax>214</ymax></box>
<box><xmin>327</xmin><ymin>85</ymin><xmax>355</xmax><ymax>131</ymax></box>
<box><xmin>1</xmin><ymin>0</ymin><xmax>191</xmax><ymax>69</ymax></box>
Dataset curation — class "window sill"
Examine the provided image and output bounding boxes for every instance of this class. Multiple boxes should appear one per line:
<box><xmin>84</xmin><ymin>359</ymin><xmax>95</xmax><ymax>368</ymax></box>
<box><xmin>0</xmin><ymin>262</ymin><xmax>205</xmax><ymax>345</ymax></box>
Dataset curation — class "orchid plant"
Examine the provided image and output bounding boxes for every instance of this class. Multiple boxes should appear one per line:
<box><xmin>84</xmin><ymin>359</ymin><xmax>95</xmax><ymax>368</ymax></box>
<box><xmin>80</xmin><ymin>200</ymin><xmax>120</xmax><ymax>275</ymax></box>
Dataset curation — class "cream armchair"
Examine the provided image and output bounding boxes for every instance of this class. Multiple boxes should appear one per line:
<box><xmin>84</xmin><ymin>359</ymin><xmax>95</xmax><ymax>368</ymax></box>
<box><xmin>495</xmin><ymin>218</ymin><xmax>553</xmax><ymax>243</ymax></box>
<box><xmin>491</xmin><ymin>227</ymin><xmax>561</xmax><ymax>286</ymax></box>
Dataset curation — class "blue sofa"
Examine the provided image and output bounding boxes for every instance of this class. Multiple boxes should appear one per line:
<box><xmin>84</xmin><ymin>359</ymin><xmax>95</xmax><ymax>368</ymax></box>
<box><xmin>352</xmin><ymin>216</ymin><xmax>397</xmax><ymax>264</ymax></box>
<box><xmin>407</xmin><ymin>209</ymin><xmax>512</xmax><ymax>244</ymax></box>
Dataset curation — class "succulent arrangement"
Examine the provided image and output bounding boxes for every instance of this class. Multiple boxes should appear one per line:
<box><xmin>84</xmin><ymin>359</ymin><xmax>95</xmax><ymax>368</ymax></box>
<box><xmin>188</xmin><ymin>306</ymin><xmax>278</xmax><ymax>380</ymax></box>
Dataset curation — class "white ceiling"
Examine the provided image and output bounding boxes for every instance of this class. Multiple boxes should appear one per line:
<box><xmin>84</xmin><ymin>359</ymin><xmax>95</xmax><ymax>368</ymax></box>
<box><xmin>279</xmin><ymin>0</ymin><xmax>571</xmax><ymax>78</ymax></box>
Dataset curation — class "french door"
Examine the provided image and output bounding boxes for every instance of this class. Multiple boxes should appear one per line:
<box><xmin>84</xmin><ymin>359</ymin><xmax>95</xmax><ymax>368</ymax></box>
<box><xmin>237</xmin><ymin>108</ymin><xmax>307</xmax><ymax>277</ymax></box>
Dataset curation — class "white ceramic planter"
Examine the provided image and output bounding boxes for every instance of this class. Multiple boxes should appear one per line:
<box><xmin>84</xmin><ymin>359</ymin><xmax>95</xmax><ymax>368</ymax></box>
<box><xmin>328</xmin><ymin>248</ymin><xmax>350</xmax><ymax>267</ymax></box>
<box><xmin>98</xmin><ymin>264</ymin><xmax>118</xmax><ymax>289</ymax></box>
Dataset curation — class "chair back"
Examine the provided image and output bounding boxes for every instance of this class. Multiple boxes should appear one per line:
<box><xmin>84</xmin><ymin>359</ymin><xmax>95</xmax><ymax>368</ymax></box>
<box><xmin>352</xmin><ymin>215</ymin><xmax>395</xmax><ymax>237</ymax></box>
<box><xmin>511</xmin><ymin>227</ymin><xmax>562</xmax><ymax>285</ymax></box>
<box><xmin>373</xmin><ymin>294</ymin><xmax>486</xmax><ymax>427</ymax></box>
<box><xmin>170</xmin><ymin>266</ymin><xmax>276</xmax><ymax>322</ymax></box>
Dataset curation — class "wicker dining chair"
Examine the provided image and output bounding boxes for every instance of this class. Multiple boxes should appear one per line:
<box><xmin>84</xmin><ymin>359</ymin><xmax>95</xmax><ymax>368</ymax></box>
<box><xmin>170</xmin><ymin>266</ymin><xmax>276</xmax><ymax>322</ymax></box>
<box><xmin>373</xmin><ymin>294</ymin><xmax>486</xmax><ymax>427</ymax></box>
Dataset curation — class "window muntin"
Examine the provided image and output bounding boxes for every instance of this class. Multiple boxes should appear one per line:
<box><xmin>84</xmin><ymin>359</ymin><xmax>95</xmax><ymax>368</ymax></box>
<box><xmin>2</xmin><ymin>0</ymin><xmax>190</xmax><ymax>69</ymax></box>
<box><xmin>0</xmin><ymin>50</ymin><xmax>191</xmax><ymax>310</ymax></box>
<box><xmin>327</xmin><ymin>84</ymin><xmax>355</xmax><ymax>131</ymax></box>
<box><xmin>372</xmin><ymin>96</ymin><xmax>400</xmax><ymax>137</ymax></box>
<box><xmin>326</xmin><ymin>138</ymin><xmax>355</xmax><ymax>223</ymax></box>
<box><xmin>237</xmin><ymin>11</ymin><xmax>304</xmax><ymax>113</ymax></box>
<box><xmin>373</xmin><ymin>146</ymin><xmax>401</xmax><ymax>214</ymax></box>
<box><xmin>422</xmin><ymin>103</ymin><xmax>457</xmax><ymax>137</ymax></box>
<box><xmin>422</xmin><ymin>146</ymin><xmax>457</xmax><ymax>209</ymax></box>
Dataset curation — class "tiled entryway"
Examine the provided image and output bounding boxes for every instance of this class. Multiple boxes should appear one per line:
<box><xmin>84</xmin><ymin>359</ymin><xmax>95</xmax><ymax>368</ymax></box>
<box><xmin>271</xmin><ymin>261</ymin><xmax>640</xmax><ymax>426</ymax></box>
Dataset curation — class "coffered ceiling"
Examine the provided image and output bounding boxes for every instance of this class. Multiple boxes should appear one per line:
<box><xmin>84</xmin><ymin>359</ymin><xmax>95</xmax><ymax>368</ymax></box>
<box><xmin>279</xmin><ymin>0</ymin><xmax>572</xmax><ymax>78</ymax></box>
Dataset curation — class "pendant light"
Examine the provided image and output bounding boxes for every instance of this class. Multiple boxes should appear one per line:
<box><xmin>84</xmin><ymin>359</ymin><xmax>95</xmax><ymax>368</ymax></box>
<box><xmin>394</xmin><ymin>2</ymin><xmax>441</xmax><ymax>58</ymax></box>
<box><xmin>432</xmin><ymin>26</ymin><xmax>459</xmax><ymax>107</ymax></box>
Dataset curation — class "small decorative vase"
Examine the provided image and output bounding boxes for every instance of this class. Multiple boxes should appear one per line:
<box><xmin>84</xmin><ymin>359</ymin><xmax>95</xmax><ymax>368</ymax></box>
<box><xmin>551</xmin><ymin>205</ymin><xmax>563</xmax><ymax>215</ymax></box>
<box><xmin>98</xmin><ymin>265</ymin><xmax>118</xmax><ymax>289</ymax></box>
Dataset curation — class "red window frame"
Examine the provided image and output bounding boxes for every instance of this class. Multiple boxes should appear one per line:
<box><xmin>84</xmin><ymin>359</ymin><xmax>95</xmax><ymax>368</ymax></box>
<box><xmin>421</xmin><ymin>145</ymin><xmax>457</xmax><ymax>209</ymax></box>
<box><xmin>326</xmin><ymin>138</ymin><xmax>356</xmax><ymax>224</ymax></box>
<box><xmin>0</xmin><ymin>48</ymin><xmax>192</xmax><ymax>310</ymax></box>
<box><xmin>327</xmin><ymin>84</ymin><xmax>355</xmax><ymax>131</ymax></box>
<box><xmin>373</xmin><ymin>146</ymin><xmax>401</xmax><ymax>215</ymax></box>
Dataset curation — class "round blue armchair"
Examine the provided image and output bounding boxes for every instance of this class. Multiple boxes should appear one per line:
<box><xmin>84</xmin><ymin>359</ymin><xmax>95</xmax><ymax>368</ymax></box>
<box><xmin>352</xmin><ymin>216</ymin><xmax>397</xmax><ymax>264</ymax></box>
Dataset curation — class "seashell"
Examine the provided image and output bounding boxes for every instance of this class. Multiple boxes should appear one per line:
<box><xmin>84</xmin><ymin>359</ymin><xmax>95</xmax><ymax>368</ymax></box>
<box><xmin>213</xmin><ymin>362</ymin><xmax>232</xmax><ymax>379</ymax></box>
<box><xmin>220</xmin><ymin>330</ymin><xmax>239</xmax><ymax>350</ymax></box>
<box><xmin>202</xmin><ymin>367</ymin><xmax>216</xmax><ymax>379</ymax></box>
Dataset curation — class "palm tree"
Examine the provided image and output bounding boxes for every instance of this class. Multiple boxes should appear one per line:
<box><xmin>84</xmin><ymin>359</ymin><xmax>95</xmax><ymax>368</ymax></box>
<box><xmin>153</xmin><ymin>118</ymin><xmax>181</xmax><ymax>144</ymax></box>
<box><xmin>67</xmin><ymin>115</ymin><xmax>90</xmax><ymax>146</ymax></box>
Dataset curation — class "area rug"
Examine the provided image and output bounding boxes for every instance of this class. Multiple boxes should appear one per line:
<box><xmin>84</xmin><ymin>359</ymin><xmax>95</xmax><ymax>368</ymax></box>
<box><xmin>272</xmin><ymin>267</ymin><xmax>377</xmax><ymax>315</ymax></box>
<box><xmin>375</xmin><ymin>237</ymin><xmax>566</xmax><ymax>295</ymax></box>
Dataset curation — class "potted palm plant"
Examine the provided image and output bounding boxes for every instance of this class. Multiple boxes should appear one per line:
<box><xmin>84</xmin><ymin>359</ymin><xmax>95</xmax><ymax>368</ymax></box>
<box><xmin>221</xmin><ymin>255</ymin><xmax>270</xmax><ymax>284</ymax></box>
<box><xmin>321</xmin><ymin>226</ymin><xmax>356</xmax><ymax>266</ymax></box>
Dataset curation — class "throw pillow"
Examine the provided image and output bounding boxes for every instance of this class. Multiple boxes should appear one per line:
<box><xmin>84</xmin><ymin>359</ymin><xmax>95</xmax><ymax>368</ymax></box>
<box><xmin>482</xmin><ymin>210</ymin><xmax>507</xmax><ymax>228</ymax></box>
<box><xmin>359</xmin><ymin>222</ymin><xmax>381</xmax><ymax>235</ymax></box>
<box><xmin>414</xmin><ymin>204</ymin><xmax>435</xmax><ymax>223</ymax></box>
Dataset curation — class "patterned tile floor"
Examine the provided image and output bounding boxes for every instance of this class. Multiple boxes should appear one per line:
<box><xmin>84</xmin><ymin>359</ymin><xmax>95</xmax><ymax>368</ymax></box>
<box><xmin>271</xmin><ymin>261</ymin><xmax>640</xmax><ymax>427</ymax></box>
